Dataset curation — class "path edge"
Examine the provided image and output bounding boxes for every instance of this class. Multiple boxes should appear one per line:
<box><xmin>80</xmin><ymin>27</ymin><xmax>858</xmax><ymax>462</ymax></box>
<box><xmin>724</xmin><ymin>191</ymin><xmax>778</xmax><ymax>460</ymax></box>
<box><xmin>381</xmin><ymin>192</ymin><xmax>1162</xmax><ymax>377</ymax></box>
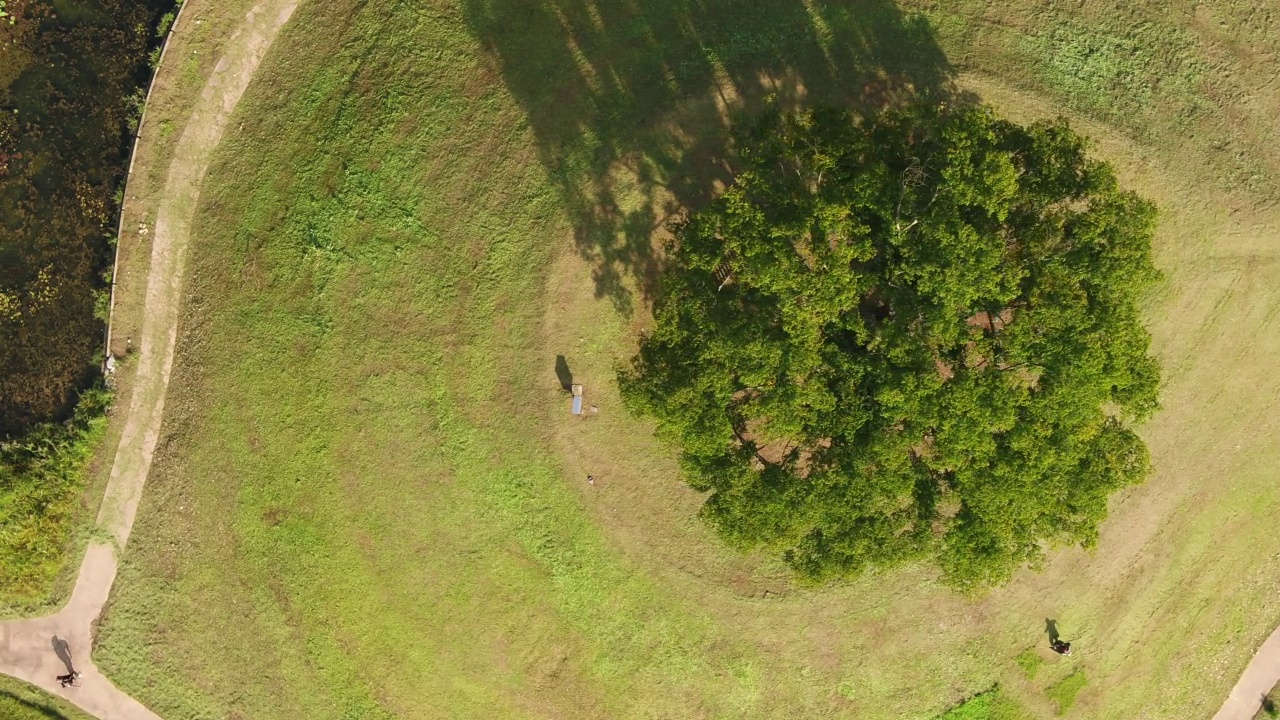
<box><xmin>103</xmin><ymin>0</ymin><xmax>193</xmax><ymax>366</ymax></box>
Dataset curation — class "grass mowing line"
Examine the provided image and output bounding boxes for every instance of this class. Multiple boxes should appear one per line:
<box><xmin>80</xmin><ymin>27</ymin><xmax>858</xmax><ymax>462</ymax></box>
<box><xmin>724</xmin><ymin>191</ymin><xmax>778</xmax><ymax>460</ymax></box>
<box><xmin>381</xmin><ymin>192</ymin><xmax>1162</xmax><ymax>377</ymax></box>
<box><xmin>99</xmin><ymin>2</ymin><xmax>977</xmax><ymax>712</ymax></box>
<box><xmin>935</xmin><ymin>688</ymin><xmax>1029</xmax><ymax>720</ymax></box>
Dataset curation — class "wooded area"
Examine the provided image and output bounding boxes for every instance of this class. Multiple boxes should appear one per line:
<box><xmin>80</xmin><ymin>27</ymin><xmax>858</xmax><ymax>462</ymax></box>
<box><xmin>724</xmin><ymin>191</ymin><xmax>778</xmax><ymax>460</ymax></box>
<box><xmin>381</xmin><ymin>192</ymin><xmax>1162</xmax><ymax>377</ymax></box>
<box><xmin>0</xmin><ymin>0</ymin><xmax>168</xmax><ymax>437</ymax></box>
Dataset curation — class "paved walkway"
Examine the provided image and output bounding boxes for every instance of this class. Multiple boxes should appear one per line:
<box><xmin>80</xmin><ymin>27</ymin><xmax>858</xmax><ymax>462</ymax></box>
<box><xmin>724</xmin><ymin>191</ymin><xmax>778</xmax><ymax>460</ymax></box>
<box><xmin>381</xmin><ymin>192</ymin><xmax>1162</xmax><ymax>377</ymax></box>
<box><xmin>0</xmin><ymin>1</ymin><xmax>298</xmax><ymax>717</ymax></box>
<box><xmin>1213</xmin><ymin>625</ymin><xmax>1280</xmax><ymax>720</ymax></box>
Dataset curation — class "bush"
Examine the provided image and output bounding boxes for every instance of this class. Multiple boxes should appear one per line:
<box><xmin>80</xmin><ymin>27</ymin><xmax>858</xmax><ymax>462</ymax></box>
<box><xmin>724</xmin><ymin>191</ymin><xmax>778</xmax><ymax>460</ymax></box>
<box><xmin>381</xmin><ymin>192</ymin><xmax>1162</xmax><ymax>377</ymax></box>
<box><xmin>936</xmin><ymin>689</ymin><xmax>1028</xmax><ymax>720</ymax></box>
<box><xmin>155</xmin><ymin>9</ymin><xmax>176</xmax><ymax>38</ymax></box>
<box><xmin>0</xmin><ymin>387</ymin><xmax>111</xmax><ymax>612</ymax></box>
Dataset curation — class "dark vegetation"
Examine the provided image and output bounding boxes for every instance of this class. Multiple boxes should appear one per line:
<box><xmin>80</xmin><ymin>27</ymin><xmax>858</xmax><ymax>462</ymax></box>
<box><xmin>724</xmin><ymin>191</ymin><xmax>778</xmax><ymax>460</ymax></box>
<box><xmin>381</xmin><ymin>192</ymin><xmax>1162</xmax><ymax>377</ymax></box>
<box><xmin>620</xmin><ymin>104</ymin><xmax>1160</xmax><ymax>590</ymax></box>
<box><xmin>0</xmin><ymin>0</ymin><xmax>172</xmax><ymax>607</ymax></box>
<box><xmin>0</xmin><ymin>0</ymin><xmax>169</xmax><ymax>435</ymax></box>
<box><xmin>0</xmin><ymin>387</ymin><xmax>110</xmax><ymax>611</ymax></box>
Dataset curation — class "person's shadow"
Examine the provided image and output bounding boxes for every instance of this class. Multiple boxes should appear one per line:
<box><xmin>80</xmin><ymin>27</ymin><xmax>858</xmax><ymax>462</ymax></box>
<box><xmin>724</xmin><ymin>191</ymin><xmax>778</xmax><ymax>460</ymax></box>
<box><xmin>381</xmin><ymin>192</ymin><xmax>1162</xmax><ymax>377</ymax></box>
<box><xmin>1045</xmin><ymin>618</ymin><xmax>1060</xmax><ymax>644</ymax></box>
<box><xmin>51</xmin><ymin>635</ymin><xmax>74</xmax><ymax>674</ymax></box>
<box><xmin>555</xmin><ymin>354</ymin><xmax>573</xmax><ymax>392</ymax></box>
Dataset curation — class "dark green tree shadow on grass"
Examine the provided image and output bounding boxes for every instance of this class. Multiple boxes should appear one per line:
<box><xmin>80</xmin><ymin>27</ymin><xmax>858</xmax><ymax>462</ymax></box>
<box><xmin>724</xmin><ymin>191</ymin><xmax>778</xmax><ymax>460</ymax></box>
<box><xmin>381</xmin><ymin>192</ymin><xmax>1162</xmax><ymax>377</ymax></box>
<box><xmin>463</xmin><ymin>0</ymin><xmax>958</xmax><ymax>313</ymax></box>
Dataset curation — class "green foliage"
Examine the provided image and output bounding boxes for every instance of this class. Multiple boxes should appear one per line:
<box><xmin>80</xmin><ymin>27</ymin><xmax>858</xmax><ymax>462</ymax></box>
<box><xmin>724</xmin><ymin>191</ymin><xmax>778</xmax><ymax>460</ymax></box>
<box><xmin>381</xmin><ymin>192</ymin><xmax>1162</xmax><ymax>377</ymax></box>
<box><xmin>92</xmin><ymin>288</ymin><xmax>111</xmax><ymax>323</ymax></box>
<box><xmin>125</xmin><ymin>86</ymin><xmax>148</xmax><ymax>134</ymax></box>
<box><xmin>156</xmin><ymin>9</ymin><xmax>177</xmax><ymax>38</ymax></box>
<box><xmin>936</xmin><ymin>688</ymin><xmax>1028</xmax><ymax>720</ymax></box>
<box><xmin>1014</xmin><ymin>648</ymin><xmax>1042</xmax><ymax>680</ymax></box>
<box><xmin>1046</xmin><ymin>671</ymin><xmax>1087</xmax><ymax>714</ymax></box>
<box><xmin>620</xmin><ymin>103</ymin><xmax>1161</xmax><ymax>590</ymax></box>
<box><xmin>920</xmin><ymin>2</ymin><xmax>1276</xmax><ymax>201</ymax></box>
<box><xmin>0</xmin><ymin>387</ymin><xmax>110</xmax><ymax>612</ymax></box>
<box><xmin>0</xmin><ymin>0</ymin><xmax>171</xmax><ymax>438</ymax></box>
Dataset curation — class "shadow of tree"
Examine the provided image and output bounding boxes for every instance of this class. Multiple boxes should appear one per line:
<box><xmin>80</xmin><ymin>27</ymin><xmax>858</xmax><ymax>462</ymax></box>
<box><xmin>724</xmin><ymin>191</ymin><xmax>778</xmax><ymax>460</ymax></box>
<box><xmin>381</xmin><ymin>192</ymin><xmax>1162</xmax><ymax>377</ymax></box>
<box><xmin>462</xmin><ymin>0</ymin><xmax>957</xmax><ymax>313</ymax></box>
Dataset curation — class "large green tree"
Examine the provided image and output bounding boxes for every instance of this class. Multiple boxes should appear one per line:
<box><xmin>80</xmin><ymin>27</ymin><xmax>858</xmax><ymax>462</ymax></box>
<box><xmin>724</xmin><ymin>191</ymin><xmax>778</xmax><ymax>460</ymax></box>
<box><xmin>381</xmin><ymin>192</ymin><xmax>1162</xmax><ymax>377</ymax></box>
<box><xmin>620</xmin><ymin>104</ymin><xmax>1160</xmax><ymax>590</ymax></box>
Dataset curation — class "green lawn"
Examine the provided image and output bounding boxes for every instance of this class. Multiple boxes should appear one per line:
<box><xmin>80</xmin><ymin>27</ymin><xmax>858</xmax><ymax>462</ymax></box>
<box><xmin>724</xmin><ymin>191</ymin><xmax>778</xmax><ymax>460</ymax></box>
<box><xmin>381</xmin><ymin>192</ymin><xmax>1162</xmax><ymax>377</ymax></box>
<box><xmin>936</xmin><ymin>689</ymin><xmax>1028</xmax><ymax>720</ymax></box>
<box><xmin>1046</xmin><ymin>673</ymin><xmax>1088</xmax><ymax>716</ymax></box>
<box><xmin>0</xmin><ymin>675</ymin><xmax>94</xmax><ymax>720</ymax></box>
<box><xmin>95</xmin><ymin>0</ymin><xmax>1280</xmax><ymax>718</ymax></box>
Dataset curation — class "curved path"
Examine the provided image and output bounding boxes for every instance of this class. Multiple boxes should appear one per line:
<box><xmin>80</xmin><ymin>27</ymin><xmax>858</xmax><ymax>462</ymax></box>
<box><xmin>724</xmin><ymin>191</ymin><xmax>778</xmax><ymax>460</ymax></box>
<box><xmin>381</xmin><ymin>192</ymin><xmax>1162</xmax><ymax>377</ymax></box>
<box><xmin>0</xmin><ymin>1</ymin><xmax>299</xmax><ymax>717</ymax></box>
<box><xmin>1213</xmin><ymin>627</ymin><xmax>1280</xmax><ymax>720</ymax></box>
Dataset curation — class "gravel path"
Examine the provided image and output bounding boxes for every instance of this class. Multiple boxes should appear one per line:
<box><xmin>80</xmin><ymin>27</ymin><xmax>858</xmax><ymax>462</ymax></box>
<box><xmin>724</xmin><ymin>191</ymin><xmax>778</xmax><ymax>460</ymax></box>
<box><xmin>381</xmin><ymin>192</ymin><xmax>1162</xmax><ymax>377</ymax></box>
<box><xmin>0</xmin><ymin>2</ymin><xmax>299</xmax><ymax>717</ymax></box>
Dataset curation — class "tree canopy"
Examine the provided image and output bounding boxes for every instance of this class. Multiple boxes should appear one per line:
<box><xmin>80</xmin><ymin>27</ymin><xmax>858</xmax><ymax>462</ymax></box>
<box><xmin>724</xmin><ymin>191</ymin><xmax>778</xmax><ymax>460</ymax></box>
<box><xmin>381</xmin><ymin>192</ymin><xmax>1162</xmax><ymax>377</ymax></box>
<box><xmin>619</xmin><ymin>103</ymin><xmax>1161</xmax><ymax>591</ymax></box>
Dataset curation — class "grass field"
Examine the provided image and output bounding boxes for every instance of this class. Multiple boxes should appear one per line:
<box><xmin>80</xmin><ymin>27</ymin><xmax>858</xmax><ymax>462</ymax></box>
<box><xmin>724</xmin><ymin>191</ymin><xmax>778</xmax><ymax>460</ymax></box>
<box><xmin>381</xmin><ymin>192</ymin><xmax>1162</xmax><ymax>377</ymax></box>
<box><xmin>93</xmin><ymin>0</ymin><xmax>1280</xmax><ymax>718</ymax></box>
<box><xmin>0</xmin><ymin>675</ymin><xmax>94</xmax><ymax>720</ymax></box>
<box><xmin>937</xmin><ymin>689</ymin><xmax>1027</xmax><ymax>720</ymax></box>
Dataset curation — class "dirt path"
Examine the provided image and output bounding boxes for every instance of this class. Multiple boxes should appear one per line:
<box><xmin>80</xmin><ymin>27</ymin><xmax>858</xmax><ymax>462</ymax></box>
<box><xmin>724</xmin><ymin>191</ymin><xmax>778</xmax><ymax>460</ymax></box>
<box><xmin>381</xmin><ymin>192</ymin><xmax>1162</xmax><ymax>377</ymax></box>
<box><xmin>1213</xmin><ymin>626</ymin><xmax>1280</xmax><ymax>720</ymax></box>
<box><xmin>0</xmin><ymin>1</ymin><xmax>299</xmax><ymax>717</ymax></box>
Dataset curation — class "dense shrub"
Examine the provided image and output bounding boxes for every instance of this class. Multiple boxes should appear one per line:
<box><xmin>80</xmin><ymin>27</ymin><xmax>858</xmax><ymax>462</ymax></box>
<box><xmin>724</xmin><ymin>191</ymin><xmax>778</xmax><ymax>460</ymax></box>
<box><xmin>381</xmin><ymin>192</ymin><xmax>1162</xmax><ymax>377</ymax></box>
<box><xmin>0</xmin><ymin>387</ymin><xmax>110</xmax><ymax>611</ymax></box>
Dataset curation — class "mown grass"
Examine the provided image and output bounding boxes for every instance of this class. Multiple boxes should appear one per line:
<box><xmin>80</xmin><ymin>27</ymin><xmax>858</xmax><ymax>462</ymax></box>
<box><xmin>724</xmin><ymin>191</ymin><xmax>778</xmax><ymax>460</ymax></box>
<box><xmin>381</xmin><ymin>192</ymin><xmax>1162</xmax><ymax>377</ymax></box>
<box><xmin>94</xmin><ymin>0</ymin><xmax>1280</xmax><ymax>718</ymax></box>
<box><xmin>1014</xmin><ymin>649</ymin><xmax>1042</xmax><ymax>681</ymax></box>
<box><xmin>937</xmin><ymin>689</ymin><xmax>1029</xmax><ymax>720</ymax></box>
<box><xmin>1046</xmin><ymin>672</ymin><xmax>1088</xmax><ymax>715</ymax></box>
<box><xmin>0</xmin><ymin>388</ymin><xmax>110</xmax><ymax>616</ymax></box>
<box><xmin>914</xmin><ymin>1</ymin><xmax>1280</xmax><ymax>202</ymax></box>
<box><xmin>0</xmin><ymin>675</ymin><xmax>94</xmax><ymax>720</ymax></box>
